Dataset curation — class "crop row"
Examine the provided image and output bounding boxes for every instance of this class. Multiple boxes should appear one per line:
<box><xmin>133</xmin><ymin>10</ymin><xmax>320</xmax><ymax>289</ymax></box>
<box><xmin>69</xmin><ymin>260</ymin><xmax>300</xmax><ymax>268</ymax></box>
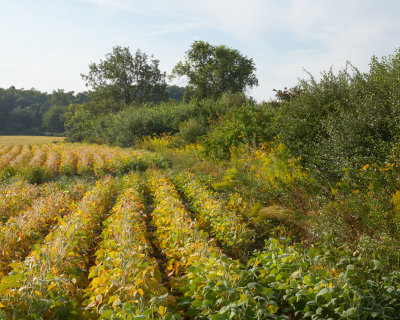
<box><xmin>84</xmin><ymin>173</ymin><xmax>169</xmax><ymax>319</ymax></box>
<box><xmin>0</xmin><ymin>178</ymin><xmax>44</xmax><ymax>224</ymax></box>
<box><xmin>0</xmin><ymin>173</ymin><xmax>174</xmax><ymax>319</ymax></box>
<box><xmin>0</xmin><ymin>181</ymin><xmax>89</xmax><ymax>278</ymax></box>
<box><xmin>1</xmin><ymin>169</ymin><xmax>398</xmax><ymax>319</ymax></box>
<box><xmin>174</xmin><ymin>171</ymin><xmax>255</xmax><ymax>258</ymax></box>
<box><xmin>0</xmin><ymin>171</ymin><xmax>284</xmax><ymax>319</ymax></box>
<box><xmin>0</xmin><ymin>176</ymin><xmax>117</xmax><ymax>319</ymax></box>
<box><xmin>147</xmin><ymin>170</ymin><xmax>279</xmax><ymax>319</ymax></box>
<box><xmin>0</xmin><ymin>143</ymin><xmax>169</xmax><ymax>177</ymax></box>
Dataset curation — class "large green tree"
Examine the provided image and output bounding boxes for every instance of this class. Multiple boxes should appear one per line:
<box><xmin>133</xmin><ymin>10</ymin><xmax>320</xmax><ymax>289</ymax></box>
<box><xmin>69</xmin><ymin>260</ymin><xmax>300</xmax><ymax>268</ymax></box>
<box><xmin>172</xmin><ymin>41</ymin><xmax>258</xmax><ymax>100</ymax></box>
<box><xmin>81</xmin><ymin>46</ymin><xmax>168</xmax><ymax>107</ymax></box>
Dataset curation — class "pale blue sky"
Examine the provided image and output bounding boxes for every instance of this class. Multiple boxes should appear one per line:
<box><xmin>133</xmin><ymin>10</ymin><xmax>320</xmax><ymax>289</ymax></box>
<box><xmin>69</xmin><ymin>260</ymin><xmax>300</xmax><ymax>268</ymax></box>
<box><xmin>1</xmin><ymin>0</ymin><xmax>399</xmax><ymax>101</ymax></box>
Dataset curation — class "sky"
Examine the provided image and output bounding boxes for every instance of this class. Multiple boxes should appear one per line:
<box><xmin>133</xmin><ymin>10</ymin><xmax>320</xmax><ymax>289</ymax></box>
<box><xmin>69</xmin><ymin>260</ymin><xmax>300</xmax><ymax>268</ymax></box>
<box><xmin>0</xmin><ymin>0</ymin><xmax>399</xmax><ymax>101</ymax></box>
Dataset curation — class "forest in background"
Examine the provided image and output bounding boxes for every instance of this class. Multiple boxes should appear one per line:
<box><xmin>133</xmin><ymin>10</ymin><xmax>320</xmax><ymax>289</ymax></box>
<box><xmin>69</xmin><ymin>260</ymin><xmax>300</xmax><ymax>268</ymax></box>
<box><xmin>0</xmin><ymin>85</ymin><xmax>184</xmax><ymax>136</ymax></box>
<box><xmin>0</xmin><ymin>87</ymin><xmax>88</xmax><ymax>135</ymax></box>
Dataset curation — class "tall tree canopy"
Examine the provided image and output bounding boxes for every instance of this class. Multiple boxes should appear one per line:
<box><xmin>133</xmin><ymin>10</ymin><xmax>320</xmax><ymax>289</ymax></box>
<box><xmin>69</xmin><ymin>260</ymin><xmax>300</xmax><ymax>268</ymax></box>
<box><xmin>81</xmin><ymin>46</ymin><xmax>168</xmax><ymax>107</ymax></box>
<box><xmin>172</xmin><ymin>41</ymin><xmax>258</xmax><ymax>100</ymax></box>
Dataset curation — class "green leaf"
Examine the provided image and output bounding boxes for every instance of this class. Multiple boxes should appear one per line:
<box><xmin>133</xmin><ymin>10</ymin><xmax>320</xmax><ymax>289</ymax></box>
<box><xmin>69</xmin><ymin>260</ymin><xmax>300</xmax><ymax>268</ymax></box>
<box><xmin>371</xmin><ymin>260</ymin><xmax>382</xmax><ymax>270</ymax></box>
<box><xmin>191</xmin><ymin>300</ymin><xmax>203</xmax><ymax>308</ymax></box>
<box><xmin>346</xmin><ymin>264</ymin><xmax>355</xmax><ymax>271</ymax></box>
<box><xmin>99</xmin><ymin>309</ymin><xmax>114</xmax><ymax>319</ymax></box>
<box><xmin>262</xmin><ymin>287</ymin><xmax>274</xmax><ymax>299</ymax></box>
<box><xmin>316</xmin><ymin>288</ymin><xmax>328</xmax><ymax>297</ymax></box>
<box><xmin>342</xmin><ymin>307</ymin><xmax>357</xmax><ymax>317</ymax></box>
<box><xmin>210</xmin><ymin>314</ymin><xmax>228</xmax><ymax>320</ymax></box>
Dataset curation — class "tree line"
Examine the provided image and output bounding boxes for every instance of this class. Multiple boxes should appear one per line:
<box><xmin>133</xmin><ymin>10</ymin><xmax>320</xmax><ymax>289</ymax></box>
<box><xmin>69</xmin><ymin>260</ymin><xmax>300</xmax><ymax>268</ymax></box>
<box><xmin>0</xmin><ymin>88</ymin><xmax>89</xmax><ymax>135</ymax></box>
<box><xmin>64</xmin><ymin>41</ymin><xmax>400</xmax><ymax>181</ymax></box>
<box><xmin>65</xmin><ymin>41</ymin><xmax>258</xmax><ymax>143</ymax></box>
<box><xmin>4</xmin><ymin>40</ymin><xmax>400</xmax><ymax>183</ymax></box>
<box><xmin>0</xmin><ymin>84</ymin><xmax>184</xmax><ymax>135</ymax></box>
<box><xmin>1</xmin><ymin>40</ymin><xmax>256</xmax><ymax>136</ymax></box>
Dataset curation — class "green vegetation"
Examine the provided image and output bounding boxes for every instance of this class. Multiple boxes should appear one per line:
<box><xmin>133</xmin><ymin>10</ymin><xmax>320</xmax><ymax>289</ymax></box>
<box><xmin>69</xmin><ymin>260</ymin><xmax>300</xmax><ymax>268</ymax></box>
<box><xmin>274</xmin><ymin>57</ymin><xmax>400</xmax><ymax>178</ymax></box>
<box><xmin>0</xmin><ymin>88</ymin><xmax>88</xmax><ymax>135</ymax></box>
<box><xmin>81</xmin><ymin>46</ymin><xmax>169</xmax><ymax>106</ymax></box>
<box><xmin>0</xmin><ymin>143</ymin><xmax>399</xmax><ymax>319</ymax></box>
<box><xmin>2</xmin><ymin>42</ymin><xmax>400</xmax><ymax>319</ymax></box>
<box><xmin>171</xmin><ymin>40</ymin><xmax>258</xmax><ymax>100</ymax></box>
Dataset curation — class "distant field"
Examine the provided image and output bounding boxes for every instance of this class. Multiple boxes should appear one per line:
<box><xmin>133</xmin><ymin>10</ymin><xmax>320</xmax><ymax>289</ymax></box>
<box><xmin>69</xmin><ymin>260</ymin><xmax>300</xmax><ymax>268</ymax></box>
<box><xmin>0</xmin><ymin>135</ymin><xmax>65</xmax><ymax>145</ymax></box>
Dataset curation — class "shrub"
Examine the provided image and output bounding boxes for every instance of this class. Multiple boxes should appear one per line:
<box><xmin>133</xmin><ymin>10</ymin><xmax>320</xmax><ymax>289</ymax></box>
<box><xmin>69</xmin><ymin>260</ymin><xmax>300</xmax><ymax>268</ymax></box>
<box><xmin>275</xmin><ymin>49</ymin><xmax>400</xmax><ymax>178</ymax></box>
<box><xmin>176</xmin><ymin>118</ymin><xmax>207</xmax><ymax>144</ymax></box>
<box><xmin>214</xmin><ymin>142</ymin><xmax>313</xmax><ymax>208</ymax></box>
<box><xmin>66</xmin><ymin>93</ymin><xmax>255</xmax><ymax>147</ymax></box>
<box><xmin>202</xmin><ymin>104</ymin><xmax>275</xmax><ymax>160</ymax></box>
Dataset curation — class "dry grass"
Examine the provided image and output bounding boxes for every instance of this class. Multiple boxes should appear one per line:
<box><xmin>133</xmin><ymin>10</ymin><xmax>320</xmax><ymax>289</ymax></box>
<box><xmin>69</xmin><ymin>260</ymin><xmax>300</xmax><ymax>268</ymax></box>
<box><xmin>0</xmin><ymin>136</ymin><xmax>65</xmax><ymax>145</ymax></box>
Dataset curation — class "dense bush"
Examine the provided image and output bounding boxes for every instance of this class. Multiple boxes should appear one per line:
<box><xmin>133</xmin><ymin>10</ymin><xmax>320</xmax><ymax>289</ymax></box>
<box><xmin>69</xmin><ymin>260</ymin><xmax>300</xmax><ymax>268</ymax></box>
<box><xmin>211</xmin><ymin>142</ymin><xmax>314</xmax><ymax>215</ymax></box>
<box><xmin>104</xmin><ymin>101</ymin><xmax>200</xmax><ymax>146</ymax></box>
<box><xmin>275</xmin><ymin>49</ymin><xmax>400</xmax><ymax>178</ymax></box>
<box><xmin>202</xmin><ymin>103</ymin><xmax>275</xmax><ymax>160</ymax></box>
<box><xmin>176</xmin><ymin>117</ymin><xmax>207</xmax><ymax>144</ymax></box>
<box><xmin>66</xmin><ymin>93</ymin><xmax>252</xmax><ymax>147</ymax></box>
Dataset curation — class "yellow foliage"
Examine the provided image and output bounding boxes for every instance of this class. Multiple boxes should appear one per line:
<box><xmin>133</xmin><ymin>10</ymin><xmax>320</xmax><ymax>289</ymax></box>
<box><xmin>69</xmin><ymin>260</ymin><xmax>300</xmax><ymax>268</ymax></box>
<box><xmin>228</xmin><ymin>142</ymin><xmax>310</xmax><ymax>194</ymax></box>
<box><xmin>392</xmin><ymin>190</ymin><xmax>400</xmax><ymax>213</ymax></box>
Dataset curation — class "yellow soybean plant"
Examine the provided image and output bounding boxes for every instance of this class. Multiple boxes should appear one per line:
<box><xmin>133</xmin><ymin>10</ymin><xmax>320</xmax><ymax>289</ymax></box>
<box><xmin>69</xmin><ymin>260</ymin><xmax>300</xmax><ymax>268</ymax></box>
<box><xmin>0</xmin><ymin>176</ymin><xmax>117</xmax><ymax>319</ymax></box>
<box><xmin>85</xmin><ymin>173</ymin><xmax>171</xmax><ymax>319</ymax></box>
<box><xmin>174</xmin><ymin>171</ymin><xmax>255</xmax><ymax>259</ymax></box>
